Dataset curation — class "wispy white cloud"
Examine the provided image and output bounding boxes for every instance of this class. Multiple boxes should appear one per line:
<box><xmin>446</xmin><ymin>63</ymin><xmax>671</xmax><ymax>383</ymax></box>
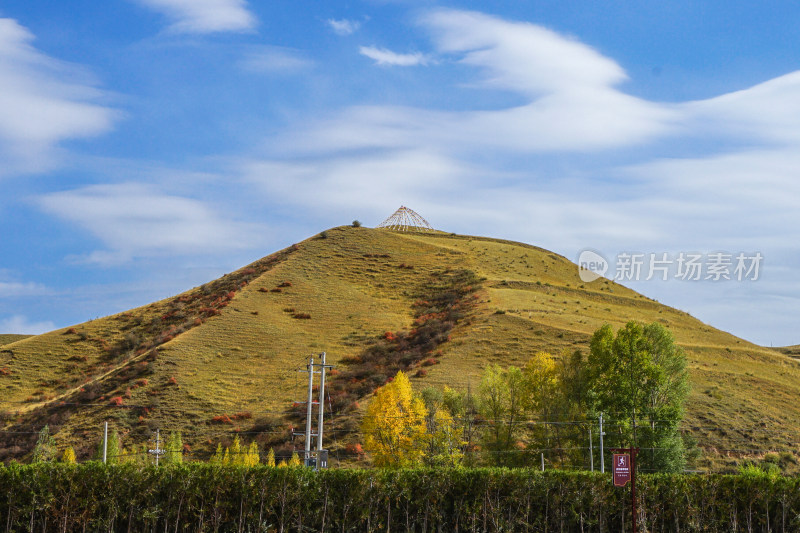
<box><xmin>621</xmin><ymin>149</ymin><xmax>800</xmax><ymax>249</ymax></box>
<box><xmin>133</xmin><ymin>0</ymin><xmax>256</xmax><ymax>34</ymax></box>
<box><xmin>327</xmin><ymin>18</ymin><xmax>361</xmax><ymax>36</ymax></box>
<box><xmin>683</xmin><ymin>71</ymin><xmax>800</xmax><ymax>145</ymax></box>
<box><xmin>238</xmin><ymin>46</ymin><xmax>313</xmax><ymax>74</ymax></box>
<box><xmin>250</xmin><ymin>7</ymin><xmax>800</xmax><ymax>218</ymax></box>
<box><xmin>0</xmin><ymin>281</ymin><xmax>48</xmax><ymax>297</ymax></box>
<box><xmin>360</xmin><ymin>46</ymin><xmax>430</xmax><ymax>66</ymax></box>
<box><xmin>299</xmin><ymin>10</ymin><xmax>679</xmax><ymax>154</ymax></box>
<box><xmin>425</xmin><ymin>9</ymin><xmax>626</xmax><ymax>94</ymax></box>
<box><xmin>419</xmin><ymin>9</ymin><xmax>678</xmax><ymax>150</ymax></box>
<box><xmin>242</xmin><ymin>149</ymin><xmax>467</xmax><ymax>211</ymax></box>
<box><xmin>0</xmin><ymin>18</ymin><xmax>117</xmax><ymax>177</ymax></box>
<box><xmin>0</xmin><ymin>315</ymin><xmax>55</xmax><ymax>335</ymax></box>
<box><xmin>38</xmin><ymin>183</ymin><xmax>266</xmax><ymax>264</ymax></box>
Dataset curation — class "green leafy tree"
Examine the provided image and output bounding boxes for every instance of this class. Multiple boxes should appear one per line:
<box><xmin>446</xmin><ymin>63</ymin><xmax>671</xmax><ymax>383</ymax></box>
<box><xmin>554</xmin><ymin>349</ymin><xmax>592</xmax><ymax>467</ymax></box>
<box><xmin>478</xmin><ymin>364</ymin><xmax>526</xmax><ymax>466</ymax></box>
<box><xmin>32</xmin><ymin>425</ymin><xmax>57</xmax><ymax>463</ymax></box>
<box><xmin>420</xmin><ymin>387</ymin><xmax>464</xmax><ymax>467</ymax></box>
<box><xmin>162</xmin><ymin>431</ymin><xmax>183</xmax><ymax>465</ymax></box>
<box><xmin>442</xmin><ymin>384</ymin><xmax>480</xmax><ymax>464</ymax></box>
<box><xmin>210</xmin><ymin>443</ymin><xmax>225</xmax><ymax>465</ymax></box>
<box><xmin>559</xmin><ymin>349</ymin><xmax>589</xmax><ymax>410</ymax></box>
<box><xmin>586</xmin><ymin>321</ymin><xmax>689</xmax><ymax>472</ymax></box>
<box><xmin>107</xmin><ymin>430</ymin><xmax>122</xmax><ymax>464</ymax></box>
<box><xmin>94</xmin><ymin>428</ymin><xmax>122</xmax><ymax>464</ymax></box>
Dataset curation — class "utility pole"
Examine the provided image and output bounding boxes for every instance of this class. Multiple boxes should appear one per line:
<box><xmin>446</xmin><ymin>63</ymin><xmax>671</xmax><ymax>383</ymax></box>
<box><xmin>103</xmin><ymin>421</ymin><xmax>108</xmax><ymax>464</ymax></box>
<box><xmin>304</xmin><ymin>355</ymin><xmax>314</xmax><ymax>464</ymax></box>
<box><xmin>294</xmin><ymin>353</ymin><xmax>334</xmax><ymax>469</ymax></box>
<box><xmin>599</xmin><ymin>414</ymin><xmax>605</xmax><ymax>473</ymax></box>
<box><xmin>148</xmin><ymin>429</ymin><xmax>164</xmax><ymax>466</ymax></box>
<box><xmin>317</xmin><ymin>352</ymin><xmax>327</xmax><ymax>455</ymax></box>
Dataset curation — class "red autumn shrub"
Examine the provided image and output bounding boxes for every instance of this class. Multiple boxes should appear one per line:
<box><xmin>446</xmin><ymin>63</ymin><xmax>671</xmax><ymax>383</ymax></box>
<box><xmin>212</xmin><ymin>414</ymin><xmax>233</xmax><ymax>424</ymax></box>
<box><xmin>414</xmin><ymin>369</ymin><xmax>428</xmax><ymax>377</ymax></box>
<box><xmin>167</xmin><ymin>376</ymin><xmax>178</xmax><ymax>385</ymax></box>
<box><xmin>278</xmin><ymin>281</ymin><xmax>292</xmax><ymax>288</ymax></box>
<box><xmin>109</xmin><ymin>396</ymin><xmax>124</xmax><ymax>406</ymax></box>
<box><xmin>270</xmin><ymin>288</ymin><xmax>282</xmax><ymax>293</ymax></box>
<box><xmin>345</xmin><ymin>443</ymin><xmax>364</xmax><ymax>456</ymax></box>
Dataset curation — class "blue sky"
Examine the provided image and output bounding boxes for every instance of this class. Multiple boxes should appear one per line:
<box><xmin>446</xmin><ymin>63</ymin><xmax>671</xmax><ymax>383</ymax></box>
<box><xmin>1</xmin><ymin>0</ymin><xmax>799</xmax><ymax>346</ymax></box>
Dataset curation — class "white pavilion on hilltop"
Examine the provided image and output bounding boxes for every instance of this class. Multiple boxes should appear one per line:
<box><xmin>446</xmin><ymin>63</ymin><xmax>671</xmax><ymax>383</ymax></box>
<box><xmin>377</xmin><ymin>206</ymin><xmax>434</xmax><ymax>232</ymax></box>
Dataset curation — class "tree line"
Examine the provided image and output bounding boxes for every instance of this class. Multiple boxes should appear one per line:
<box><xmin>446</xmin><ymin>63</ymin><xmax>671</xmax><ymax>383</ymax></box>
<box><xmin>362</xmin><ymin>320</ymin><xmax>691</xmax><ymax>472</ymax></box>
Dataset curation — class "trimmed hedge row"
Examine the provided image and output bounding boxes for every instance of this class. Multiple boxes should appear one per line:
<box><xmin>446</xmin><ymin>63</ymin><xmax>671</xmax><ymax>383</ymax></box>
<box><xmin>1</xmin><ymin>464</ymin><xmax>798</xmax><ymax>532</ymax></box>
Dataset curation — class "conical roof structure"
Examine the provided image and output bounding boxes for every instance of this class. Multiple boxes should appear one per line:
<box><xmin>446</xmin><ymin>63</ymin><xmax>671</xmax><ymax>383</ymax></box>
<box><xmin>377</xmin><ymin>206</ymin><xmax>434</xmax><ymax>232</ymax></box>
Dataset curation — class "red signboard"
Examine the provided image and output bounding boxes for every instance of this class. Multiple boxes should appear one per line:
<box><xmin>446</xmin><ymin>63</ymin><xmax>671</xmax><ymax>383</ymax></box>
<box><xmin>613</xmin><ymin>453</ymin><xmax>631</xmax><ymax>487</ymax></box>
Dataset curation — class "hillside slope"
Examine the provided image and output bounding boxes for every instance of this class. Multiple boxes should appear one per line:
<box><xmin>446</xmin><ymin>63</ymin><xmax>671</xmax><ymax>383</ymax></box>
<box><xmin>0</xmin><ymin>334</ymin><xmax>31</xmax><ymax>346</ymax></box>
<box><xmin>1</xmin><ymin>226</ymin><xmax>797</xmax><ymax>470</ymax></box>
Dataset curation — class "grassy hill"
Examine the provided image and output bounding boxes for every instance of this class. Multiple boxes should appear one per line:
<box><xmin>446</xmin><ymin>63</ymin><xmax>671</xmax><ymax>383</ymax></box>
<box><xmin>0</xmin><ymin>334</ymin><xmax>31</xmax><ymax>346</ymax></box>
<box><xmin>1</xmin><ymin>226</ymin><xmax>798</xmax><ymax>471</ymax></box>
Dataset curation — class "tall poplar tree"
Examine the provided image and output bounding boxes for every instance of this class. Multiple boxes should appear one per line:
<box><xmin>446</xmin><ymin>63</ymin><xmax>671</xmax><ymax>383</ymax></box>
<box><xmin>586</xmin><ymin>321</ymin><xmax>689</xmax><ymax>472</ymax></box>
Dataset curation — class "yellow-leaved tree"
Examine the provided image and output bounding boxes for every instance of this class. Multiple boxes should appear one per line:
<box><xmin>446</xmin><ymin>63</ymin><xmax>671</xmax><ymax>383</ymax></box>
<box><xmin>523</xmin><ymin>351</ymin><xmax>560</xmax><ymax>462</ymax></box>
<box><xmin>362</xmin><ymin>370</ymin><xmax>427</xmax><ymax>467</ymax></box>
<box><xmin>287</xmin><ymin>452</ymin><xmax>302</xmax><ymax>467</ymax></box>
<box><xmin>229</xmin><ymin>435</ymin><xmax>242</xmax><ymax>465</ymax></box>
<box><xmin>243</xmin><ymin>441</ymin><xmax>260</xmax><ymax>467</ymax></box>
<box><xmin>425</xmin><ymin>408</ymin><xmax>464</xmax><ymax>467</ymax></box>
<box><xmin>61</xmin><ymin>446</ymin><xmax>77</xmax><ymax>464</ymax></box>
<box><xmin>523</xmin><ymin>351</ymin><xmax>559</xmax><ymax>414</ymax></box>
